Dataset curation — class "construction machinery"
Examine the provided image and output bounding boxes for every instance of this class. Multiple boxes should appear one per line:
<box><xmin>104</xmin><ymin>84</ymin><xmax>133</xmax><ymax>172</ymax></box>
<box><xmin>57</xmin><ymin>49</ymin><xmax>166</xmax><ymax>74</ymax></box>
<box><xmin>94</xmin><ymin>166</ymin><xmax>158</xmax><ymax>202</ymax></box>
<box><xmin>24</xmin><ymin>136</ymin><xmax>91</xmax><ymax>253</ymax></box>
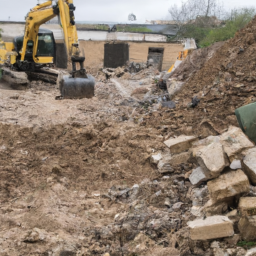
<box><xmin>0</xmin><ymin>0</ymin><xmax>95</xmax><ymax>99</ymax></box>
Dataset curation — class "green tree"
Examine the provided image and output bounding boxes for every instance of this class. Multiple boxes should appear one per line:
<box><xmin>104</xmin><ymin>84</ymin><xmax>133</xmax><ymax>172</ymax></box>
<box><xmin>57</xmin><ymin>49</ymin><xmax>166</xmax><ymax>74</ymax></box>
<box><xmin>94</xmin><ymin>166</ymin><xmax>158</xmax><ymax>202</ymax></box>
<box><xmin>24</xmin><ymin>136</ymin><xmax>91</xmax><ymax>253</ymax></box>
<box><xmin>200</xmin><ymin>7</ymin><xmax>256</xmax><ymax>47</ymax></box>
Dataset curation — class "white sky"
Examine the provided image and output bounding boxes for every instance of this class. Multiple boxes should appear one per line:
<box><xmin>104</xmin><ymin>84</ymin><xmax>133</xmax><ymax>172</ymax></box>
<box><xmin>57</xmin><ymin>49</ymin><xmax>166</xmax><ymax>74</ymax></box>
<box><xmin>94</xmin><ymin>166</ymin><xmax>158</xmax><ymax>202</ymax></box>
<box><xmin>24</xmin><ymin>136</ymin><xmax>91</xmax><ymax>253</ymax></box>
<box><xmin>0</xmin><ymin>0</ymin><xmax>255</xmax><ymax>23</ymax></box>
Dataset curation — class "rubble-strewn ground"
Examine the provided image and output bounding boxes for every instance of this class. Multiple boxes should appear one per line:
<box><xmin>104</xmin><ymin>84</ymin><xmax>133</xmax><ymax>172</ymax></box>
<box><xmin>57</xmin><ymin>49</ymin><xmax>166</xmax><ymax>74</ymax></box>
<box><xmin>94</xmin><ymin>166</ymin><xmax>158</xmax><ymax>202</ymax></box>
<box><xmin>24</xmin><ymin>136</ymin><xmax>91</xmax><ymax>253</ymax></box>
<box><xmin>1</xmin><ymin>16</ymin><xmax>256</xmax><ymax>256</ymax></box>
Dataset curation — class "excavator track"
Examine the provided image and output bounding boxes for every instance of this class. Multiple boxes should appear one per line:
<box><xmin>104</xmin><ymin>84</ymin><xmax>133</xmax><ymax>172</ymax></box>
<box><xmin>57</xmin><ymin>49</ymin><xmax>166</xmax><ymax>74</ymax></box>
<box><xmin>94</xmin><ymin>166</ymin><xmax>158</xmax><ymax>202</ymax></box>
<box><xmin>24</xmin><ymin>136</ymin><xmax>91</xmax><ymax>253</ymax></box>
<box><xmin>1</xmin><ymin>66</ymin><xmax>59</xmax><ymax>89</ymax></box>
<box><xmin>1</xmin><ymin>66</ymin><xmax>29</xmax><ymax>90</ymax></box>
<box><xmin>26</xmin><ymin>69</ymin><xmax>58</xmax><ymax>84</ymax></box>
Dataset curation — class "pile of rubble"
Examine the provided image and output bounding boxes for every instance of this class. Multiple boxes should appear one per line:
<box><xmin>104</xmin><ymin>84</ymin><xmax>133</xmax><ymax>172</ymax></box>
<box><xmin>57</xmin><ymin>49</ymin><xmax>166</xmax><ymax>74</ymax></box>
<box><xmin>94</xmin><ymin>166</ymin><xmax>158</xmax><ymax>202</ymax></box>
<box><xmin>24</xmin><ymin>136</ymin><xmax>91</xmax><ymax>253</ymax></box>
<box><xmin>147</xmin><ymin>125</ymin><xmax>256</xmax><ymax>255</ymax></box>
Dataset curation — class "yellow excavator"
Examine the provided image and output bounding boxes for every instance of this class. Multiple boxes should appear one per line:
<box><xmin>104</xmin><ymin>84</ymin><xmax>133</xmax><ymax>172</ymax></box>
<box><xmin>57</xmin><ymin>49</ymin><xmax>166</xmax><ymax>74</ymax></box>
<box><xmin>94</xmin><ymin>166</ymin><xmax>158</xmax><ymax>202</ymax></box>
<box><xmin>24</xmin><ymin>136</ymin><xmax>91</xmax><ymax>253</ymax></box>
<box><xmin>0</xmin><ymin>0</ymin><xmax>94</xmax><ymax>99</ymax></box>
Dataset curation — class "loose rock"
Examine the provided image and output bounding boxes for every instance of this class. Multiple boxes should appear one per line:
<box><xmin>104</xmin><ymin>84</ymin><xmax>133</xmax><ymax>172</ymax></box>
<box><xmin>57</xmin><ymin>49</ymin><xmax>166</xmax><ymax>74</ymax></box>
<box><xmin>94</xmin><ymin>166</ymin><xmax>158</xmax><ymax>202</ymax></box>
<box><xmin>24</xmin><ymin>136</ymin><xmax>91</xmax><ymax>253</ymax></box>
<box><xmin>207</xmin><ymin>170</ymin><xmax>250</xmax><ymax>202</ymax></box>
<box><xmin>195</xmin><ymin>142</ymin><xmax>229</xmax><ymax>179</ymax></box>
<box><xmin>246</xmin><ymin>248</ymin><xmax>256</xmax><ymax>256</ymax></box>
<box><xmin>239</xmin><ymin>197</ymin><xmax>256</xmax><ymax>216</ymax></box>
<box><xmin>189</xmin><ymin>166</ymin><xmax>210</xmax><ymax>186</ymax></box>
<box><xmin>220</xmin><ymin>126</ymin><xmax>254</xmax><ymax>160</ymax></box>
<box><xmin>243</xmin><ymin>148</ymin><xmax>256</xmax><ymax>185</ymax></box>
<box><xmin>164</xmin><ymin>135</ymin><xmax>197</xmax><ymax>153</ymax></box>
<box><xmin>188</xmin><ymin>215</ymin><xmax>234</xmax><ymax>240</ymax></box>
<box><xmin>238</xmin><ymin>215</ymin><xmax>256</xmax><ymax>241</ymax></box>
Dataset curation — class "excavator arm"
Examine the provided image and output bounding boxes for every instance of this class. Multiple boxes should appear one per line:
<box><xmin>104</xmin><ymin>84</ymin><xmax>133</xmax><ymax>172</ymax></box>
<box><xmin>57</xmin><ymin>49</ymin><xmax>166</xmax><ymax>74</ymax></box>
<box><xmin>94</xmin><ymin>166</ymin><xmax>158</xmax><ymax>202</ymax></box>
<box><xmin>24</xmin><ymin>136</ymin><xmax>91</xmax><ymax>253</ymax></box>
<box><xmin>20</xmin><ymin>0</ymin><xmax>84</xmax><ymax>74</ymax></box>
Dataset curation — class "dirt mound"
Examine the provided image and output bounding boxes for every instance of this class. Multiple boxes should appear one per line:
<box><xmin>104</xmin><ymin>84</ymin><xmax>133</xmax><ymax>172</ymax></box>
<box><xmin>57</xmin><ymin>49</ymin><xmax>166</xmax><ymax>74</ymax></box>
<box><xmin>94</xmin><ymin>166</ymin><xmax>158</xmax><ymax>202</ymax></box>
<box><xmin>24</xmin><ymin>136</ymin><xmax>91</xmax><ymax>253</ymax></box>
<box><xmin>143</xmin><ymin>16</ymin><xmax>256</xmax><ymax>138</ymax></box>
<box><xmin>171</xmin><ymin>41</ymin><xmax>224</xmax><ymax>81</ymax></box>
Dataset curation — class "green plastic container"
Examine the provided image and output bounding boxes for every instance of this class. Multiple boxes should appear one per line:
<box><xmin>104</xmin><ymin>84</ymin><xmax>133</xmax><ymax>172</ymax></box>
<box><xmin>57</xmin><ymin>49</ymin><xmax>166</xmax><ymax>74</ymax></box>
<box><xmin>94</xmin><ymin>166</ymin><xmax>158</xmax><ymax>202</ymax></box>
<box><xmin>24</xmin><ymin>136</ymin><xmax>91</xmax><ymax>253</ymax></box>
<box><xmin>235</xmin><ymin>102</ymin><xmax>256</xmax><ymax>143</ymax></box>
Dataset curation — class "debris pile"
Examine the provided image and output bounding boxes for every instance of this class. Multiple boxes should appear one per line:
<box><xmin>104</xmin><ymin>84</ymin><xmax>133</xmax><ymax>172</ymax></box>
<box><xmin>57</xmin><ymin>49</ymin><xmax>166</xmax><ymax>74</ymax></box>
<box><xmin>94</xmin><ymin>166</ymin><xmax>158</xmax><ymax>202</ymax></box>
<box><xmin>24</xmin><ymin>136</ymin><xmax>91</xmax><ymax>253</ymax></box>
<box><xmin>143</xmin><ymin>16</ymin><xmax>256</xmax><ymax>139</ymax></box>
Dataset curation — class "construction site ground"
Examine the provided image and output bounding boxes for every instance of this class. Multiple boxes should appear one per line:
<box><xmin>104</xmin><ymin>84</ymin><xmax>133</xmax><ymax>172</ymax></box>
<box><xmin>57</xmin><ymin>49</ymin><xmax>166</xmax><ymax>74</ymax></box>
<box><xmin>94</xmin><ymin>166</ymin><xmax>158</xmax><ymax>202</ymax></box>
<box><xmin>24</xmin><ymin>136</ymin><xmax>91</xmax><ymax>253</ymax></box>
<box><xmin>0</xmin><ymin>69</ymin><xmax>175</xmax><ymax>255</ymax></box>
<box><xmin>2</xmin><ymin>16</ymin><xmax>256</xmax><ymax>256</ymax></box>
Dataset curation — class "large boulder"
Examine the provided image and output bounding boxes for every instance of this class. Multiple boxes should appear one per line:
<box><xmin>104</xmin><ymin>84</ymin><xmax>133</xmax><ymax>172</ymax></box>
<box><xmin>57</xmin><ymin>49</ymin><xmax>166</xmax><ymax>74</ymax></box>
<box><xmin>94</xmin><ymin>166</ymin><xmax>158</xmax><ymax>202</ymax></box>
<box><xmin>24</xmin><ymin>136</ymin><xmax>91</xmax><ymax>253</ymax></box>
<box><xmin>220</xmin><ymin>126</ymin><xmax>254</xmax><ymax>160</ymax></box>
<box><xmin>164</xmin><ymin>135</ymin><xmax>197</xmax><ymax>154</ymax></box>
<box><xmin>188</xmin><ymin>215</ymin><xmax>234</xmax><ymax>240</ymax></box>
<box><xmin>207</xmin><ymin>170</ymin><xmax>250</xmax><ymax>203</ymax></box>
<box><xmin>195</xmin><ymin>142</ymin><xmax>229</xmax><ymax>179</ymax></box>
<box><xmin>243</xmin><ymin>148</ymin><xmax>256</xmax><ymax>185</ymax></box>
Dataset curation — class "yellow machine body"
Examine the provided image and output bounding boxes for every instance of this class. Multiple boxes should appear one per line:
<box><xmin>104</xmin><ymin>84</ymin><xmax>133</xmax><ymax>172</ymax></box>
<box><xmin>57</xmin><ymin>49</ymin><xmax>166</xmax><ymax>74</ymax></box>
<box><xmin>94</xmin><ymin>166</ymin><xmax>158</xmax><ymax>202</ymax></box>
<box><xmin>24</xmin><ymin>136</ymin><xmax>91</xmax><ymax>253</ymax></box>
<box><xmin>0</xmin><ymin>42</ymin><xmax>17</xmax><ymax>65</ymax></box>
<box><xmin>0</xmin><ymin>0</ymin><xmax>80</xmax><ymax>67</ymax></box>
<box><xmin>168</xmin><ymin>49</ymin><xmax>194</xmax><ymax>73</ymax></box>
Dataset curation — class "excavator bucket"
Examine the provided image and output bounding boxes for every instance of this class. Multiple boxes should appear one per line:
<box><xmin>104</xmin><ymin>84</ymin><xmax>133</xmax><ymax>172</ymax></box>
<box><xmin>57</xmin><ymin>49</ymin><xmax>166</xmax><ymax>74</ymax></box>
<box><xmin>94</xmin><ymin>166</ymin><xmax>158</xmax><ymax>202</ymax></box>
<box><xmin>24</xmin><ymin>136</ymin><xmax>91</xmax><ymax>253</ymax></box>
<box><xmin>60</xmin><ymin>74</ymin><xmax>95</xmax><ymax>99</ymax></box>
<box><xmin>59</xmin><ymin>55</ymin><xmax>95</xmax><ymax>99</ymax></box>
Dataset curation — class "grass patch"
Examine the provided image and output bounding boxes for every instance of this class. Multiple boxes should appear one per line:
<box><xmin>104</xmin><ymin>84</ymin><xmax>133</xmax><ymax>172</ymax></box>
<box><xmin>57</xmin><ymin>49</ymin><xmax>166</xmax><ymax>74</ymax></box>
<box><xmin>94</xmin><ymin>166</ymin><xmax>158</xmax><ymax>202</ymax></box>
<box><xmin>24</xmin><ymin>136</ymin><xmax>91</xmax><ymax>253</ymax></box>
<box><xmin>237</xmin><ymin>241</ymin><xmax>256</xmax><ymax>249</ymax></box>
<box><xmin>116</xmin><ymin>25</ymin><xmax>152</xmax><ymax>33</ymax></box>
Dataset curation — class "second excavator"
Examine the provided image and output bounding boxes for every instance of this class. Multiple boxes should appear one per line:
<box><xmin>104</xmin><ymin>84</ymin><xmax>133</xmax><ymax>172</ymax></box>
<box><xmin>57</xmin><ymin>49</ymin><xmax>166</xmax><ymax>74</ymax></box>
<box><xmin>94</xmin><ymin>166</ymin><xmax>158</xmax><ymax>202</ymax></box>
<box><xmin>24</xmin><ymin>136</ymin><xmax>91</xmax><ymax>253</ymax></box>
<box><xmin>0</xmin><ymin>0</ymin><xmax>95</xmax><ymax>99</ymax></box>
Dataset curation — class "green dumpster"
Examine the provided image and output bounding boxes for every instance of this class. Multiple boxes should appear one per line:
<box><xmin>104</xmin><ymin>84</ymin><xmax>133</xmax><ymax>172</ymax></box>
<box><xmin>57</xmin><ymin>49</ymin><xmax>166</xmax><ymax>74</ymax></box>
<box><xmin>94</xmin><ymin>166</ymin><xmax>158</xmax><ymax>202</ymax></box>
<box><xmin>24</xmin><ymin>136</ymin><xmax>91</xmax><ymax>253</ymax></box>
<box><xmin>235</xmin><ymin>102</ymin><xmax>256</xmax><ymax>143</ymax></box>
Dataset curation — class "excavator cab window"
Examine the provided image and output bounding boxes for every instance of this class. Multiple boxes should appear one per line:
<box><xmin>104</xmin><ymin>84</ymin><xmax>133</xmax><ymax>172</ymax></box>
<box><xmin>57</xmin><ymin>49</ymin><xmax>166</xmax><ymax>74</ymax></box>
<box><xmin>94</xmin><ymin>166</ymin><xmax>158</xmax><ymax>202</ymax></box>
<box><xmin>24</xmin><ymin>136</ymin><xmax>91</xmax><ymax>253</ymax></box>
<box><xmin>36</xmin><ymin>33</ymin><xmax>55</xmax><ymax>57</ymax></box>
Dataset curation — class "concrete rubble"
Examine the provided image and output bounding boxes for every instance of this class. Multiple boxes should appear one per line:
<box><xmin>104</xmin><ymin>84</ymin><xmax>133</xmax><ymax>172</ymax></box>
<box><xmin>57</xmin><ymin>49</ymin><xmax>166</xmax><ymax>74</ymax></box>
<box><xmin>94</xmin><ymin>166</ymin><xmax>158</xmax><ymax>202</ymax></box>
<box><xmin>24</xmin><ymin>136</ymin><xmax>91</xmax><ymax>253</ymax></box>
<box><xmin>243</xmin><ymin>148</ymin><xmax>256</xmax><ymax>185</ymax></box>
<box><xmin>207</xmin><ymin>169</ymin><xmax>250</xmax><ymax>202</ymax></box>
<box><xmin>189</xmin><ymin>166</ymin><xmax>210</xmax><ymax>186</ymax></box>
<box><xmin>239</xmin><ymin>197</ymin><xmax>256</xmax><ymax>216</ymax></box>
<box><xmin>188</xmin><ymin>215</ymin><xmax>234</xmax><ymax>240</ymax></box>
<box><xmin>195</xmin><ymin>142</ymin><xmax>229</xmax><ymax>179</ymax></box>
<box><xmin>238</xmin><ymin>216</ymin><xmax>256</xmax><ymax>240</ymax></box>
<box><xmin>220</xmin><ymin>126</ymin><xmax>254</xmax><ymax>160</ymax></box>
<box><xmin>164</xmin><ymin>135</ymin><xmax>197</xmax><ymax>153</ymax></box>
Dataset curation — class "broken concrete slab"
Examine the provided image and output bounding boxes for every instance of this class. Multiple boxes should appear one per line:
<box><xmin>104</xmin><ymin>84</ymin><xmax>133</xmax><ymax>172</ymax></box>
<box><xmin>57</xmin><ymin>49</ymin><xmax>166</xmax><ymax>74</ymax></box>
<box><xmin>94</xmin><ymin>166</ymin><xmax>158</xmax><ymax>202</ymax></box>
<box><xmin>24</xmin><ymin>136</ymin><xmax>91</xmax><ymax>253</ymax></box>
<box><xmin>239</xmin><ymin>197</ymin><xmax>256</xmax><ymax>216</ymax></box>
<box><xmin>164</xmin><ymin>135</ymin><xmax>197</xmax><ymax>154</ymax></box>
<box><xmin>188</xmin><ymin>215</ymin><xmax>234</xmax><ymax>240</ymax></box>
<box><xmin>207</xmin><ymin>170</ymin><xmax>250</xmax><ymax>203</ymax></box>
<box><xmin>196</xmin><ymin>142</ymin><xmax>229</xmax><ymax>179</ymax></box>
<box><xmin>189</xmin><ymin>166</ymin><xmax>210</xmax><ymax>186</ymax></box>
<box><xmin>220</xmin><ymin>126</ymin><xmax>254</xmax><ymax>160</ymax></box>
<box><xmin>243</xmin><ymin>148</ymin><xmax>256</xmax><ymax>185</ymax></box>
<box><xmin>238</xmin><ymin>215</ymin><xmax>256</xmax><ymax>241</ymax></box>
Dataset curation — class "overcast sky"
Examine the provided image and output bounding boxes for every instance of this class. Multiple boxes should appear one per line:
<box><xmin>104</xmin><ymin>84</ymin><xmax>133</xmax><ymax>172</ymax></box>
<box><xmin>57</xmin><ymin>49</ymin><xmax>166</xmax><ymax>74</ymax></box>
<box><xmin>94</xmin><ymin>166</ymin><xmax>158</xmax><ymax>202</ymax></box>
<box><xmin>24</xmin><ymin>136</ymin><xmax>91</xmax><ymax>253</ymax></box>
<box><xmin>0</xmin><ymin>0</ymin><xmax>255</xmax><ymax>23</ymax></box>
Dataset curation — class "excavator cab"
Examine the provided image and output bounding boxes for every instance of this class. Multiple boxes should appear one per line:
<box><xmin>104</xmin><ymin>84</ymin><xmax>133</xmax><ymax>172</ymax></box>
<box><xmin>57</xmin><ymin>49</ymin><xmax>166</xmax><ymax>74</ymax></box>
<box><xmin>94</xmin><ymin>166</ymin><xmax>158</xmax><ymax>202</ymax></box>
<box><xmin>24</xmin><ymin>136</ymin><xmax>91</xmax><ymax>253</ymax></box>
<box><xmin>13</xmin><ymin>29</ymin><xmax>55</xmax><ymax>65</ymax></box>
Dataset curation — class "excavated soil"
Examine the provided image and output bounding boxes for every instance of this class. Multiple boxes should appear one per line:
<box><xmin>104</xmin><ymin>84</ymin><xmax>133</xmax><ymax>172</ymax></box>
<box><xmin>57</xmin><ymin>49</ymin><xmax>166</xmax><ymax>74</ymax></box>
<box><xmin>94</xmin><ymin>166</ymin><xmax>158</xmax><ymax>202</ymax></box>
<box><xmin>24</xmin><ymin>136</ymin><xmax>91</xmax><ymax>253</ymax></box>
<box><xmin>143</xmin><ymin>17</ymin><xmax>256</xmax><ymax>139</ymax></box>
<box><xmin>0</xmin><ymin>69</ymin><xmax>192</xmax><ymax>255</ymax></box>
